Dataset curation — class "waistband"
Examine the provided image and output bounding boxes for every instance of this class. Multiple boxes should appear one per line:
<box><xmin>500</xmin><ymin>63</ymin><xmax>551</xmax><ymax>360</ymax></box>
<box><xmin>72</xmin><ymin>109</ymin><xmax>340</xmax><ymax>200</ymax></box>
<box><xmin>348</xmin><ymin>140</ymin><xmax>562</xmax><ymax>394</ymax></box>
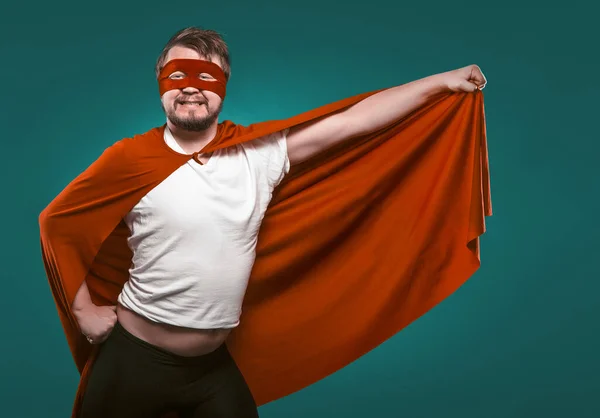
<box><xmin>111</xmin><ymin>321</ymin><xmax>229</xmax><ymax>366</ymax></box>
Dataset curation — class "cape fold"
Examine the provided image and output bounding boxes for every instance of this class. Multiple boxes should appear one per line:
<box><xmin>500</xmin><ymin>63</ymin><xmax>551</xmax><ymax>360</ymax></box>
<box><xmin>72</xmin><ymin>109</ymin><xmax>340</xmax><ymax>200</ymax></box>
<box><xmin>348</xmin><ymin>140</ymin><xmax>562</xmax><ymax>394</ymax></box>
<box><xmin>39</xmin><ymin>89</ymin><xmax>491</xmax><ymax>418</ymax></box>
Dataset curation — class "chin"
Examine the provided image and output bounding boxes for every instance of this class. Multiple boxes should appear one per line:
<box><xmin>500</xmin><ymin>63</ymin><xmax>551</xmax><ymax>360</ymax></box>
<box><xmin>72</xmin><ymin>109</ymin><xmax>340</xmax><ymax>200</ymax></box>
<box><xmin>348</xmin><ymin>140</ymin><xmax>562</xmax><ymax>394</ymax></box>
<box><xmin>177</xmin><ymin>105</ymin><xmax>202</xmax><ymax>113</ymax></box>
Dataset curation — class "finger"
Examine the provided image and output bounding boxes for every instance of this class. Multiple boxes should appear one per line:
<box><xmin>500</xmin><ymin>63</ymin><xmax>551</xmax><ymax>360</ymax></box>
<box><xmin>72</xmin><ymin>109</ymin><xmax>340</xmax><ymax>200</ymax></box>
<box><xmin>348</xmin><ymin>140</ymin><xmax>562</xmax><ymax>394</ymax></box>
<box><xmin>459</xmin><ymin>80</ymin><xmax>478</xmax><ymax>92</ymax></box>
<box><xmin>467</xmin><ymin>65</ymin><xmax>486</xmax><ymax>85</ymax></box>
<box><xmin>109</xmin><ymin>305</ymin><xmax>117</xmax><ymax>311</ymax></box>
<box><xmin>470</xmin><ymin>73</ymin><xmax>485</xmax><ymax>84</ymax></box>
<box><xmin>99</xmin><ymin>328</ymin><xmax>115</xmax><ymax>344</ymax></box>
<box><xmin>473</xmin><ymin>76</ymin><xmax>486</xmax><ymax>89</ymax></box>
<box><xmin>472</xmin><ymin>72</ymin><xmax>487</xmax><ymax>89</ymax></box>
<box><xmin>93</xmin><ymin>332</ymin><xmax>109</xmax><ymax>345</ymax></box>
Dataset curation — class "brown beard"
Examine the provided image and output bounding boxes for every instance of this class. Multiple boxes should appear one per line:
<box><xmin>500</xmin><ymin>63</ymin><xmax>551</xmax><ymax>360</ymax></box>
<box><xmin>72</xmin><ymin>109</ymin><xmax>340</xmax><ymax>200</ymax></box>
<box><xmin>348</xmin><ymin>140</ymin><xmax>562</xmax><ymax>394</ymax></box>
<box><xmin>162</xmin><ymin>100</ymin><xmax>223</xmax><ymax>132</ymax></box>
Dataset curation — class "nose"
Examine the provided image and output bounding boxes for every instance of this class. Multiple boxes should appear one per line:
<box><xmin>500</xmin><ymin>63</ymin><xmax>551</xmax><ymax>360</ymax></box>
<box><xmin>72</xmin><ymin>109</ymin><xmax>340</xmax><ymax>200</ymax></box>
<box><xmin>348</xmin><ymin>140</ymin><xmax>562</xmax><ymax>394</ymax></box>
<box><xmin>182</xmin><ymin>86</ymin><xmax>201</xmax><ymax>94</ymax></box>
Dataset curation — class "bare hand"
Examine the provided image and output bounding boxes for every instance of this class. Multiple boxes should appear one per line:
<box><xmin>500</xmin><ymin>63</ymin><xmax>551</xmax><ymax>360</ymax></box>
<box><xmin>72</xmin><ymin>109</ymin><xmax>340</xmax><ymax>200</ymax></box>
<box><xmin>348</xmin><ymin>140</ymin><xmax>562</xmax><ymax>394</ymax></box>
<box><xmin>443</xmin><ymin>64</ymin><xmax>487</xmax><ymax>93</ymax></box>
<box><xmin>74</xmin><ymin>304</ymin><xmax>118</xmax><ymax>344</ymax></box>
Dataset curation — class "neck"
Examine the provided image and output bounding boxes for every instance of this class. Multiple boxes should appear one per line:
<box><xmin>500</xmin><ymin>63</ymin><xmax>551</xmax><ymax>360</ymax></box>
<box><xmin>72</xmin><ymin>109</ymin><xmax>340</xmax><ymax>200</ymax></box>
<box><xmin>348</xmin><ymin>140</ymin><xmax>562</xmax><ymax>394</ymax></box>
<box><xmin>166</xmin><ymin>120</ymin><xmax>219</xmax><ymax>154</ymax></box>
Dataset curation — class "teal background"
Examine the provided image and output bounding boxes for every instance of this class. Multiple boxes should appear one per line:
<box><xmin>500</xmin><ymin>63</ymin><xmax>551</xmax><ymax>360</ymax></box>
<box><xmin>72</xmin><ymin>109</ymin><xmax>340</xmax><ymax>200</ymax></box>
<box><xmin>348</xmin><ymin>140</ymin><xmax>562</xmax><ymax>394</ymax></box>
<box><xmin>1</xmin><ymin>2</ymin><xmax>598</xmax><ymax>417</ymax></box>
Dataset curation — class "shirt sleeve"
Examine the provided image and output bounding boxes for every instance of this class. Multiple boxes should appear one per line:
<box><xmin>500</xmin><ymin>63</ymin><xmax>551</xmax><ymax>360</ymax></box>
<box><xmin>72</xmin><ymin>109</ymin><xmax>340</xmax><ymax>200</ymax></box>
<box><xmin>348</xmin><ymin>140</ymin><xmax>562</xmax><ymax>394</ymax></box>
<box><xmin>268</xmin><ymin>128</ymin><xmax>290</xmax><ymax>188</ymax></box>
<box><xmin>245</xmin><ymin>128</ymin><xmax>291</xmax><ymax>188</ymax></box>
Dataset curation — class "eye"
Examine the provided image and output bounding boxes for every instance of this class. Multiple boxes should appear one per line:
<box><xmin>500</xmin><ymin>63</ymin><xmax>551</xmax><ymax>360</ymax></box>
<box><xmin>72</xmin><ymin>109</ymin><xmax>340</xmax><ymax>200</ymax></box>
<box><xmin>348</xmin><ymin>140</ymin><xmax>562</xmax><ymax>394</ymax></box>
<box><xmin>169</xmin><ymin>72</ymin><xmax>185</xmax><ymax>80</ymax></box>
<box><xmin>199</xmin><ymin>73</ymin><xmax>216</xmax><ymax>81</ymax></box>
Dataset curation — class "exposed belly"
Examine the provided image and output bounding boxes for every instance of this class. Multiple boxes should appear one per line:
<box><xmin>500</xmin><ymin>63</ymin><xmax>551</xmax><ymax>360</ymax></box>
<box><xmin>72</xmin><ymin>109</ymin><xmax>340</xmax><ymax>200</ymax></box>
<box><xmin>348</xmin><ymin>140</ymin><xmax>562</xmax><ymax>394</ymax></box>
<box><xmin>116</xmin><ymin>303</ymin><xmax>232</xmax><ymax>356</ymax></box>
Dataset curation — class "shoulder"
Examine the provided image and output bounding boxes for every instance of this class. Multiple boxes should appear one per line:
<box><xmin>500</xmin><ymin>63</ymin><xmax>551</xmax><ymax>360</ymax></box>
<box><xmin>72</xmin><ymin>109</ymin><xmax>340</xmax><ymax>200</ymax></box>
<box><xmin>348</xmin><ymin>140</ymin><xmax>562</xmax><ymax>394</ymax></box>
<box><xmin>243</xmin><ymin>130</ymin><xmax>290</xmax><ymax>187</ymax></box>
<box><xmin>217</xmin><ymin>119</ymin><xmax>288</xmax><ymax>161</ymax></box>
<box><xmin>109</xmin><ymin>125</ymin><xmax>168</xmax><ymax>159</ymax></box>
<box><xmin>243</xmin><ymin>129</ymin><xmax>288</xmax><ymax>152</ymax></box>
<box><xmin>119</xmin><ymin>125</ymin><xmax>165</xmax><ymax>147</ymax></box>
<box><xmin>239</xmin><ymin>129</ymin><xmax>290</xmax><ymax>179</ymax></box>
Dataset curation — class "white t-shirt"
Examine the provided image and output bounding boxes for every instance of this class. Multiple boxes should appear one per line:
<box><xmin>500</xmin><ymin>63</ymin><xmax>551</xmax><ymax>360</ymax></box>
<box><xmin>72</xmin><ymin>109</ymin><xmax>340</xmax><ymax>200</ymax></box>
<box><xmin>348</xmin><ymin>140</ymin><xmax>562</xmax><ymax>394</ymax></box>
<box><xmin>117</xmin><ymin>126</ymin><xmax>290</xmax><ymax>329</ymax></box>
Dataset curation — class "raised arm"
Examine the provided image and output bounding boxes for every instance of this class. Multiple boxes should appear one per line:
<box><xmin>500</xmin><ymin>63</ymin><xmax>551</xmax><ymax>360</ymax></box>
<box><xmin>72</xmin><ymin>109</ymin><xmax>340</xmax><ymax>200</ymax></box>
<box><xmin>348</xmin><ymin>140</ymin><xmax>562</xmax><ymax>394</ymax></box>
<box><xmin>285</xmin><ymin>64</ymin><xmax>487</xmax><ymax>165</ymax></box>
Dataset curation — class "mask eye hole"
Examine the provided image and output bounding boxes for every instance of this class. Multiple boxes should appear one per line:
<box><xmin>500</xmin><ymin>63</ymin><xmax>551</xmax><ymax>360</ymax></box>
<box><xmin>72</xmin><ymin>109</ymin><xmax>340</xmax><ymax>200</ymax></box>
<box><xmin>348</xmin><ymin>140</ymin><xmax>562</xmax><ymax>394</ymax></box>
<box><xmin>199</xmin><ymin>73</ymin><xmax>216</xmax><ymax>81</ymax></box>
<box><xmin>169</xmin><ymin>71</ymin><xmax>186</xmax><ymax>80</ymax></box>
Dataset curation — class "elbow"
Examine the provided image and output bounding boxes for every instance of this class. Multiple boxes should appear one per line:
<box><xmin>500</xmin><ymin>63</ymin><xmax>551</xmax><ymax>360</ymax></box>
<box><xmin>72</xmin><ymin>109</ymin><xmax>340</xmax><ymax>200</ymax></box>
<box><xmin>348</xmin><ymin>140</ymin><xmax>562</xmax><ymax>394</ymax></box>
<box><xmin>39</xmin><ymin>202</ymin><xmax>58</xmax><ymax>236</ymax></box>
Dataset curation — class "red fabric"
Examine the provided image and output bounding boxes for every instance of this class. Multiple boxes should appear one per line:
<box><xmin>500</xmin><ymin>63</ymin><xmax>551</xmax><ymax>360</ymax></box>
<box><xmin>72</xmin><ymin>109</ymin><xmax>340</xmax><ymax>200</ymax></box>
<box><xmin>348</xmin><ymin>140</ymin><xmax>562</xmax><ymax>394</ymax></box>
<box><xmin>158</xmin><ymin>58</ymin><xmax>227</xmax><ymax>98</ymax></box>
<box><xmin>39</xmin><ymin>89</ymin><xmax>491</xmax><ymax>417</ymax></box>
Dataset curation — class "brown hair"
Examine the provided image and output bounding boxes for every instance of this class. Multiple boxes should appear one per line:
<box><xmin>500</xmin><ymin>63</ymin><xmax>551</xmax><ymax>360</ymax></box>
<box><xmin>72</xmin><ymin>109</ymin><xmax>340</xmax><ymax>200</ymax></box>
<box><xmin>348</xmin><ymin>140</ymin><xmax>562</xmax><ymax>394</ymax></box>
<box><xmin>155</xmin><ymin>27</ymin><xmax>231</xmax><ymax>81</ymax></box>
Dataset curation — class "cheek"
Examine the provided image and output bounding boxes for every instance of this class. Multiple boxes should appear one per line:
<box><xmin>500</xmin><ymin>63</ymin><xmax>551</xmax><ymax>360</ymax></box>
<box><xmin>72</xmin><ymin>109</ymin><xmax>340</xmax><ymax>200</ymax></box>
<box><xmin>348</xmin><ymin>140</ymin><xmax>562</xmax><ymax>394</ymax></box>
<box><xmin>205</xmin><ymin>91</ymin><xmax>223</xmax><ymax>109</ymax></box>
<box><xmin>161</xmin><ymin>91</ymin><xmax>179</xmax><ymax>108</ymax></box>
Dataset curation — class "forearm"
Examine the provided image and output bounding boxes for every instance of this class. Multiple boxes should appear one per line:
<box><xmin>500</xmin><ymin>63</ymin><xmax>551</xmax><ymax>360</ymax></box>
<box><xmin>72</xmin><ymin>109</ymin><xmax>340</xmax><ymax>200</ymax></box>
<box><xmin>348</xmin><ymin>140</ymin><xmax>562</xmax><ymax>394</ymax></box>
<box><xmin>342</xmin><ymin>73</ymin><xmax>448</xmax><ymax>137</ymax></box>
<box><xmin>70</xmin><ymin>280</ymin><xmax>117</xmax><ymax>343</ymax></box>
<box><xmin>72</xmin><ymin>280</ymin><xmax>95</xmax><ymax>313</ymax></box>
<box><xmin>286</xmin><ymin>65</ymin><xmax>483</xmax><ymax>165</ymax></box>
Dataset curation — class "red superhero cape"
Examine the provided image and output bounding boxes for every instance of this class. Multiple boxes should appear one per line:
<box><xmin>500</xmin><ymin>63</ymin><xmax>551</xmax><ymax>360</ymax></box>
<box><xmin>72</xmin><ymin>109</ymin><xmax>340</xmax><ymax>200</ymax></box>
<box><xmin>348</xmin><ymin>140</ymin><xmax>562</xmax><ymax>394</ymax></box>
<box><xmin>39</xmin><ymin>88</ymin><xmax>491</xmax><ymax>418</ymax></box>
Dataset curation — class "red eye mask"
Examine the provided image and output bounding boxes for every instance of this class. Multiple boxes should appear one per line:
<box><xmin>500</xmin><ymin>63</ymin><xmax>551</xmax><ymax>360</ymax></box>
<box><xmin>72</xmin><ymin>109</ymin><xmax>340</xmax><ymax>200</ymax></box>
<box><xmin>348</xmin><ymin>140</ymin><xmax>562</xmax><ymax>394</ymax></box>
<box><xmin>157</xmin><ymin>59</ymin><xmax>227</xmax><ymax>99</ymax></box>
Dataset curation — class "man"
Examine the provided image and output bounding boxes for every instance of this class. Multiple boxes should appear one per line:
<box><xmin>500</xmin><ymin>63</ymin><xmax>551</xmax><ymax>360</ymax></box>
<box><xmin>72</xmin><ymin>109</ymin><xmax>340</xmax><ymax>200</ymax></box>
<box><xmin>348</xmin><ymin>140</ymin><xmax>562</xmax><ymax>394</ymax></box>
<box><xmin>40</xmin><ymin>27</ymin><xmax>487</xmax><ymax>418</ymax></box>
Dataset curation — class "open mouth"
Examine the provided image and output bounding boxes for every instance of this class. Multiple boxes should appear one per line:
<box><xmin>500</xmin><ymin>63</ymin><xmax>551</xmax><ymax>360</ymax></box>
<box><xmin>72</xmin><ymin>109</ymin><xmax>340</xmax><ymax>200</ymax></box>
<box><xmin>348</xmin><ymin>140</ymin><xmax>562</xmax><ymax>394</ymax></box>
<box><xmin>178</xmin><ymin>101</ymin><xmax>206</xmax><ymax>106</ymax></box>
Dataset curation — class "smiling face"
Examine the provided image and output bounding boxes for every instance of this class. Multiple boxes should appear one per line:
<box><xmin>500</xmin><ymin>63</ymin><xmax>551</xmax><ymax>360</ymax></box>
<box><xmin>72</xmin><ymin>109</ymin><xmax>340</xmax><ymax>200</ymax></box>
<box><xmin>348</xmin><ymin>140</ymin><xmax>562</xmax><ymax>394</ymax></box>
<box><xmin>160</xmin><ymin>46</ymin><xmax>225</xmax><ymax>132</ymax></box>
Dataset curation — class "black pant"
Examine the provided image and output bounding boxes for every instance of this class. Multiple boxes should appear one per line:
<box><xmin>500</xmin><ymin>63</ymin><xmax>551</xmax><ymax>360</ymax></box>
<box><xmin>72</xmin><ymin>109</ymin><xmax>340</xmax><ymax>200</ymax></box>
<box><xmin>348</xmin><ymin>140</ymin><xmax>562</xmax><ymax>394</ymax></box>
<box><xmin>80</xmin><ymin>322</ymin><xmax>259</xmax><ymax>418</ymax></box>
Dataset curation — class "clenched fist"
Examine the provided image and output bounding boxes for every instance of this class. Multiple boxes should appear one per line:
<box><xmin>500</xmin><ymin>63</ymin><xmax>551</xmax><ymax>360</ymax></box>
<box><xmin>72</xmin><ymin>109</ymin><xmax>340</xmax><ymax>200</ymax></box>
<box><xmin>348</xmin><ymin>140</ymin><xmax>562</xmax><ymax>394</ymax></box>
<box><xmin>442</xmin><ymin>64</ymin><xmax>487</xmax><ymax>93</ymax></box>
<box><xmin>74</xmin><ymin>304</ymin><xmax>118</xmax><ymax>344</ymax></box>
